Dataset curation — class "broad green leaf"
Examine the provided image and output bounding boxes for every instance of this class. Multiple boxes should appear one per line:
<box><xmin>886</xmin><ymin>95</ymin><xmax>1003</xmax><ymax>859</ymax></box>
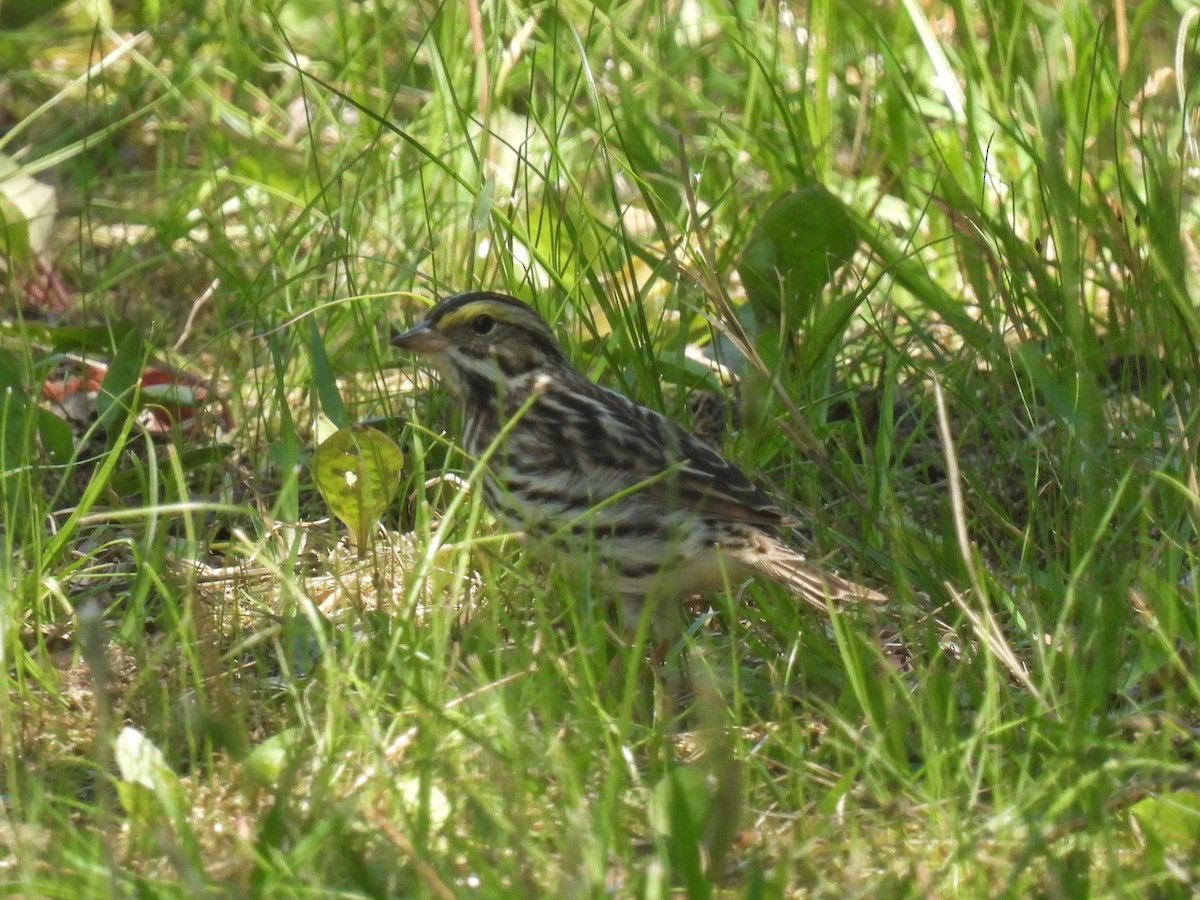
<box><xmin>737</xmin><ymin>186</ymin><xmax>857</xmax><ymax>320</ymax></box>
<box><xmin>313</xmin><ymin>425</ymin><xmax>403</xmax><ymax>554</ymax></box>
<box><xmin>36</xmin><ymin>408</ymin><xmax>74</xmax><ymax>465</ymax></box>
<box><xmin>1132</xmin><ymin>791</ymin><xmax>1200</xmax><ymax>849</ymax></box>
<box><xmin>649</xmin><ymin>764</ymin><xmax>711</xmax><ymax>899</ymax></box>
<box><xmin>96</xmin><ymin>330</ymin><xmax>146</xmax><ymax>441</ymax></box>
<box><xmin>244</xmin><ymin>728</ymin><xmax>305</xmax><ymax>788</ymax></box>
<box><xmin>114</xmin><ymin>726</ymin><xmax>184</xmax><ymax>823</ymax></box>
<box><xmin>395</xmin><ymin>775</ymin><xmax>451</xmax><ymax>844</ymax></box>
<box><xmin>0</xmin><ymin>346</ymin><xmax>29</xmax><ymax>470</ymax></box>
<box><xmin>0</xmin><ymin>320</ymin><xmax>138</xmax><ymax>354</ymax></box>
<box><xmin>279</xmin><ymin>612</ymin><xmax>326</xmax><ymax>678</ymax></box>
<box><xmin>649</xmin><ymin>764</ymin><xmax>709</xmax><ymax>838</ymax></box>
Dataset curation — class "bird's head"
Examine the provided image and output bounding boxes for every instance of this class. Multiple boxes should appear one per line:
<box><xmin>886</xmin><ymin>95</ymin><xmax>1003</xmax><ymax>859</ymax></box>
<box><xmin>391</xmin><ymin>291</ymin><xmax>572</xmax><ymax>403</ymax></box>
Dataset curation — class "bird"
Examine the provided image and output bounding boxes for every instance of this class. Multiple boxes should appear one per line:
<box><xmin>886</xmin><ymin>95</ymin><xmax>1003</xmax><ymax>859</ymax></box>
<box><xmin>391</xmin><ymin>290</ymin><xmax>886</xmax><ymax>634</ymax></box>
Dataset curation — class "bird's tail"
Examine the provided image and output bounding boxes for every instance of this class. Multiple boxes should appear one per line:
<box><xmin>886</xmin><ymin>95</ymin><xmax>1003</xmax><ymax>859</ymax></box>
<box><xmin>756</xmin><ymin>549</ymin><xmax>887</xmax><ymax>612</ymax></box>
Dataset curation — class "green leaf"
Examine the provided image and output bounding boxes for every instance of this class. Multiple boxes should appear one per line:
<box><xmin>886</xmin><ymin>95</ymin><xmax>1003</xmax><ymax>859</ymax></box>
<box><xmin>1132</xmin><ymin>791</ymin><xmax>1200</xmax><ymax>849</ymax></box>
<box><xmin>737</xmin><ymin>185</ymin><xmax>858</xmax><ymax>320</ymax></box>
<box><xmin>95</xmin><ymin>330</ymin><xmax>146</xmax><ymax>441</ymax></box>
<box><xmin>243</xmin><ymin>728</ymin><xmax>305</xmax><ymax>788</ymax></box>
<box><xmin>395</xmin><ymin>775</ymin><xmax>452</xmax><ymax>838</ymax></box>
<box><xmin>36</xmin><ymin>408</ymin><xmax>74</xmax><ymax>466</ymax></box>
<box><xmin>649</xmin><ymin>764</ymin><xmax>711</xmax><ymax>898</ymax></box>
<box><xmin>279</xmin><ymin>612</ymin><xmax>326</xmax><ymax>678</ymax></box>
<box><xmin>113</xmin><ymin>726</ymin><xmax>184</xmax><ymax>823</ymax></box>
<box><xmin>0</xmin><ymin>346</ymin><xmax>29</xmax><ymax>470</ymax></box>
<box><xmin>313</xmin><ymin>425</ymin><xmax>404</xmax><ymax>554</ymax></box>
<box><xmin>0</xmin><ymin>321</ymin><xmax>138</xmax><ymax>354</ymax></box>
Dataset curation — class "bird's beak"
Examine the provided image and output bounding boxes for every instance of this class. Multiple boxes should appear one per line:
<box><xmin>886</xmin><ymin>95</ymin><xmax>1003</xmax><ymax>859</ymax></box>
<box><xmin>391</xmin><ymin>320</ymin><xmax>449</xmax><ymax>354</ymax></box>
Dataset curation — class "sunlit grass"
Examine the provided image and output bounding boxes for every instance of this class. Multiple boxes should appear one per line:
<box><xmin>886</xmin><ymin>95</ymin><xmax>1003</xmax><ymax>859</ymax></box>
<box><xmin>1</xmin><ymin>0</ymin><xmax>1198</xmax><ymax>895</ymax></box>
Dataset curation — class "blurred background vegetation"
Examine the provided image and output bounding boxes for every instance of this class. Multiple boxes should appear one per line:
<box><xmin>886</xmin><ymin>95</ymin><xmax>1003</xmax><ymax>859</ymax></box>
<box><xmin>1</xmin><ymin>0</ymin><xmax>1198</xmax><ymax>895</ymax></box>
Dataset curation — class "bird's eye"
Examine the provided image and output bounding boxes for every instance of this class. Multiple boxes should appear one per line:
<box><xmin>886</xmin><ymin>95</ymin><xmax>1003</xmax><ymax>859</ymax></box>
<box><xmin>471</xmin><ymin>314</ymin><xmax>495</xmax><ymax>335</ymax></box>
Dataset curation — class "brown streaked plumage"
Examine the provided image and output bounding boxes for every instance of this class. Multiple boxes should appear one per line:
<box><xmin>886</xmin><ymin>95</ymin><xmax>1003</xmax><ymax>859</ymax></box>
<box><xmin>392</xmin><ymin>290</ymin><xmax>885</xmax><ymax>628</ymax></box>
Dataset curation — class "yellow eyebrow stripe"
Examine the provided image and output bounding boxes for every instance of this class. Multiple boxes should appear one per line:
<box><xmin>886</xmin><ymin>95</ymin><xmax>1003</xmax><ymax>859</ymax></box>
<box><xmin>436</xmin><ymin>300</ymin><xmax>525</xmax><ymax>329</ymax></box>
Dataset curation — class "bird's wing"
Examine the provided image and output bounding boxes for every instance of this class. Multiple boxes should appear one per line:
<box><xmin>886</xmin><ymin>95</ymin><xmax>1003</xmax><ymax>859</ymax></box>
<box><xmin>669</xmin><ymin>430</ymin><xmax>797</xmax><ymax>528</ymax></box>
<box><xmin>535</xmin><ymin>383</ymin><xmax>795</xmax><ymax>529</ymax></box>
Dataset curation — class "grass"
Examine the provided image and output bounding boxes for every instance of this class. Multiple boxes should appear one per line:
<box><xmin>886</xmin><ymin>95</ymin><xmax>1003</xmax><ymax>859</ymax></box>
<box><xmin>2</xmin><ymin>0</ymin><xmax>1199</xmax><ymax>895</ymax></box>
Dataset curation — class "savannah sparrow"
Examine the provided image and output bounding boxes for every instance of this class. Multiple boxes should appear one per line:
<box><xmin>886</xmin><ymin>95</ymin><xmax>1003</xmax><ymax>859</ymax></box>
<box><xmin>392</xmin><ymin>291</ymin><xmax>885</xmax><ymax>629</ymax></box>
